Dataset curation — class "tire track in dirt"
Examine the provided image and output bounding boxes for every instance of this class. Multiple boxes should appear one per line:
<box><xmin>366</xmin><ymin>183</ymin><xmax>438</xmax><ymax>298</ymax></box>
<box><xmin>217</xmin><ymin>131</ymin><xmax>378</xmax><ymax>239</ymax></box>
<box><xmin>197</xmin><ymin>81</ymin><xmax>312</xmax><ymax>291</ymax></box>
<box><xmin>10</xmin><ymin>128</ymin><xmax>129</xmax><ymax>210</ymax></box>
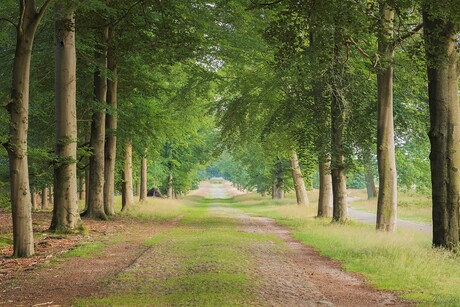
<box><xmin>238</xmin><ymin>213</ymin><xmax>411</xmax><ymax>306</ymax></box>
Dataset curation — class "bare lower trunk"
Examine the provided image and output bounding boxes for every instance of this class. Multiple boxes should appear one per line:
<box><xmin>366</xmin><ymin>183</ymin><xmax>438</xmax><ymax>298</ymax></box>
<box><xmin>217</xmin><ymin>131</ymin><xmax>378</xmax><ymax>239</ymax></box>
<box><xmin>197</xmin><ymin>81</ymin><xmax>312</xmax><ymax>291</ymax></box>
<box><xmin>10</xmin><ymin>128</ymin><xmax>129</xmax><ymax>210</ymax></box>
<box><xmin>139</xmin><ymin>156</ymin><xmax>147</xmax><ymax>202</ymax></box>
<box><xmin>49</xmin><ymin>186</ymin><xmax>53</xmax><ymax>206</ymax></box>
<box><xmin>31</xmin><ymin>192</ymin><xmax>37</xmax><ymax>211</ymax></box>
<box><xmin>364</xmin><ymin>151</ymin><xmax>377</xmax><ymax>200</ymax></box>
<box><xmin>41</xmin><ymin>187</ymin><xmax>48</xmax><ymax>210</ymax></box>
<box><xmin>86</xmin><ymin>27</ymin><xmax>108</xmax><ymax>220</ymax></box>
<box><xmin>276</xmin><ymin>187</ymin><xmax>284</xmax><ymax>199</ymax></box>
<box><xmin>271</xmin><ymin>180</ymin><xmax>276</xmax><ymax>199</ymax></box>
<box><xmin>167</xmin><ymin>173</ymin><xmax>173</xmax><ymax>199</ymax></box>
<box><xmin>5</xmin><ymin>1</ymin><xmax>52</xmax><ymax>257</ymax></box>
<box><xmin>121</xmin><ymin>141</ymin><xmax>134</xmax><ymax>211</ymax></box>
<box><xmin>331</xmin><ymin>33</ymin><xmax>348</xmax><ymax>223</ymax></box>
<box><xmin>290</xmin><ymin>150</ymin><xmax>309</xmax><ymax>206</ymax></box>
<box><xmin>317</xmin><ymin>158</ymin><xmax>333</xmax><ymax>218</ymax></box>
<box><xmin>79</xmin><ymin>175</ymin><xmax>85</xmax><ymax>201</ymax></box>
<box><xmin>423</xmin><ymin>9</ymin><xmax>460</xmax><ymax>249</ymax></box>
<box><xmin>365</xmin><ymin>173</ymin><xmax>377</xmax><ymax>200</ymax></box>
<box><xmin>103</xmin><ymin>26</ymin><xmax>117</xmax><ymax>216</ymax></box>
<box><xmin>51</xmin><ymin>4</ymin><xmax>82</xmax><ymax>231</ymax></box>
<box><xmin>376</xmin><ymin>4</ymin><xmax>397</xmax><ymax>232</ymax></box>
<box><xmin>275</xmin><ymin>160</ymin><xmax>284</xmax><ymax>199</ymax></box>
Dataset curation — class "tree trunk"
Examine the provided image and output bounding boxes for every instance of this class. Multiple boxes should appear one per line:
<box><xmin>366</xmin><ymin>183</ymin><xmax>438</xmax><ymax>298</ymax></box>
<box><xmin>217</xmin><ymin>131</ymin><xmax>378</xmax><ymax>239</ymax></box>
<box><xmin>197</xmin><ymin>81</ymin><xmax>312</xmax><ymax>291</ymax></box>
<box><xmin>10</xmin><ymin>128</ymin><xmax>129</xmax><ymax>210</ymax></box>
<box><xmin>275</xmin><ymin>160</ymin><xmax>284</xmax><ymax>199</ymax></box>
<box><xmin>271</xmin><ymin>180</ymin><xmax>276</xmax><ymax>199</ymax></box>
<box><xmin>331</xmin><ymin>33</ymin><xmax>348</xmax><ymax>223</ymax></box>
<box><xmin>121</xmin><ymin>140</ymin><xmax>134</xmax><ymax>211</ymax></box>
<box><xmin>86</xmin><ymin>27</ymin><xmax>109</xmax><ymax>220</ymax></box>
<box><xmin>364</xmin><ymin>150</ymin><xmax>377</xmax><ymax>200</ymax></box>
<box><xmin>49</xmin><ymin>185</ymin><xmax>53</xmax><ymax>206</ymax></box>
<box><xmin>376</xmin><ymin>3</ymin><xmax>397</xmax><ymax>232</ymax></box>
<box><xmin>365</xmin><ymin>173</ymin><xmax>377</xmax><ymax>200</ymax></box>
<box><xmin>167</xmin><ymin>173</ymin><xmax>173</xmax><ymax>199</ymax></box>
<box><xmin>290</xmin><ymin>150</ymin><xmax>309</xmax><ymax>206</ymax></box>
<box><xmin>79</xmin><ymin>174</ymin><xmax>85</xmax><ymax>201</ymax></box>
<box><xmin>5</xmin><ymin>1</ymin><xmax>52</xmax><ymax>257</ymax></box>
<box><xmin>41</xmin><ymin>187</ymin><xmax>48</xmax><ymax>210</ymax></box>
<box><xmin>31</xmin><ymin>191</ymin><xmax>37</xmax><ymax>211</ymax></box>
<box><xmin>50</xmin><ymin>3</ymin><xmax>82</xmax><ymax>231</ymax></box>
<box><xmin>317</xmin><ymin>158</ymin><xmax>333</xmax><ymax>218</ymax></box>
<box><xmin>423</xmin><ymin>9</ymin><xmax>460</xmax><ymax>249</ymax></box>
<box><xmin>139</xmin><ymin>155</ymin><xmax>147</xmax><ymax>202</ymax></box>
<box><xmin>103</xmin><ymin>26</ymin><xmax>117</xmax><ymax>216</ymax></box>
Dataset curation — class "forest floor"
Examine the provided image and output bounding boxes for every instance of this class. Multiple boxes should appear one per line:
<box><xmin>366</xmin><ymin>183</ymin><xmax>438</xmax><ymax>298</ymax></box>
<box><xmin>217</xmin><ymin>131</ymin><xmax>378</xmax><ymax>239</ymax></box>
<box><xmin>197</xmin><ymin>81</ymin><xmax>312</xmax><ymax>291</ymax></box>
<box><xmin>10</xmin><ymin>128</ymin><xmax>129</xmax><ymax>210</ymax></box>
<box><xmin>0</xmin><ymin>182</ymin><xmax>411</xmax><ymax>306</ymax></box>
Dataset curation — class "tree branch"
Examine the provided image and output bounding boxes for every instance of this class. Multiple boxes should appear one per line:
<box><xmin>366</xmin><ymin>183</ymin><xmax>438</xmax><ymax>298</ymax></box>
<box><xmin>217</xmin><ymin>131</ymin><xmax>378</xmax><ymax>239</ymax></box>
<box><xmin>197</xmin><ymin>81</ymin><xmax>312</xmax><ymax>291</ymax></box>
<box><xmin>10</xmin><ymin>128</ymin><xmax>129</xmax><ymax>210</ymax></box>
<box><xmin>247</xmin><ymin>0</ymin><xmax>284</xmax><ymax>10</ymax></box>
<box><xmin>393</xmin><ymin>23</ymin><xmax>423</xmax><ymax>46</ymax></box>
<box><xmin>37</xmin><ymin>0</ymin><xmax>54</xmax><ymax>20</ymax></box>
<box><xmin>348</xmin><ymin>37</ymin><xmax>370</xmax><ymax>58</ymax></box>
<box><xmin>0</xmin><ymin>18</ymin><xmax>18</xmax><ymax>30</ymax></box>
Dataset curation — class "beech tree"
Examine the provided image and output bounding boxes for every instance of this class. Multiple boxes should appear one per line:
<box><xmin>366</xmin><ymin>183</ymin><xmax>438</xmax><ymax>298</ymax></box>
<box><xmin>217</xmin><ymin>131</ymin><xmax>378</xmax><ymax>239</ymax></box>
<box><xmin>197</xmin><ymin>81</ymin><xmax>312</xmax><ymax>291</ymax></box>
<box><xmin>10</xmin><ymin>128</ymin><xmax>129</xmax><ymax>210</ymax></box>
<box><xmin>376</xmin><ymin>1</ymin><xmax>397</xmax><ymax>231</ymax></box>
<box><xmin>422</xmin><ymin>0</ymin><xmax>460</xmax><ymax>249</ymax></box>
<box><xmin>50</xmin><ymin>2</ymin><xmax>82</xmax><ymax>231</ymax></box>
<box><xmin>4</xmin><ymin>0</ymin><xmax>53</xmax><ymax>257</ymax></box>
<box><xmin>103</xmin><ymin>25</ymin><xmax>117</xmax><ymax>216</ymax></box>
<box><xmin>85</xmin><ymin>26</ymin><xmax>108</xmax><ymax>220</ymax></box>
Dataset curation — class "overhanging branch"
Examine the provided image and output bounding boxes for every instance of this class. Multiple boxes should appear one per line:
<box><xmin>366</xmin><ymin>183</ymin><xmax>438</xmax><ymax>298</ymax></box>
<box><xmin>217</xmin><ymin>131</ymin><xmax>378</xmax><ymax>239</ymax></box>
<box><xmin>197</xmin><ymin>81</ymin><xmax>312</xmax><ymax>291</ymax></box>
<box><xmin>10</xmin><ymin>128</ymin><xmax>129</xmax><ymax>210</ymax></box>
<box><xmin>247</xmin><ymin>0</ymin><xmax>284</xmax><ymax>10</ymax></box>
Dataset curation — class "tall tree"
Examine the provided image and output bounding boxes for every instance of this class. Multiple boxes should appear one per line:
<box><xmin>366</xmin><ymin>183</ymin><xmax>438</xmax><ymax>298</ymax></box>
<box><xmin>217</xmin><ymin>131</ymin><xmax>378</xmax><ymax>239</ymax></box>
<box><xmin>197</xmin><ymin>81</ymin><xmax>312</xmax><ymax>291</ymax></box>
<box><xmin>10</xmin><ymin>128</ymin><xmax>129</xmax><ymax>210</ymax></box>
<box><xmin>376</xmin><ymin>1</ymin><xmax>397</xmax><ymax>232</ymax></box>
<box><xmin>103</xmin><ymin>25</ymin><xmax>117</xmax><ymax>216</ymax></box>
<box><xmin>317</xmin><ymin>158</ymin><xmax>333</xmax><ymax>218</ymax></box>
<box><xmin>423</xmin><ymin>1</ymin><xmax>460</xmax><ymax>249</ymax></box>
<box><xmin>290</xmin><ymin>150</ymin><xmax>309</xmax><ymax>206</ymax></box>
<box><xmin>50</xmin><ymin>2</ymin><xmax>82</xmax><ymax>231</ymax></box>
<box><xmin>85</xmin><ymin>26</ymin><xmax>108</xmax><ymax>220</ymax></box>
<box><xmin>5</xmin><ymin>0</ymin><xmax>53</xmax><ymax>257</ymax></box>
<box><xmin>330</xmin><ymin>32</ymin><xmax>348</xmax><ymax>223</ymax></box>
<box><xmin>139</xmin><ymin>153</ymin><xmax>147</xmax><ymax>202</ymax></box>
<box><xmin>121</xmin><ymin>140</ymin><xmax>134</xmax><ymax>211</ymax></box>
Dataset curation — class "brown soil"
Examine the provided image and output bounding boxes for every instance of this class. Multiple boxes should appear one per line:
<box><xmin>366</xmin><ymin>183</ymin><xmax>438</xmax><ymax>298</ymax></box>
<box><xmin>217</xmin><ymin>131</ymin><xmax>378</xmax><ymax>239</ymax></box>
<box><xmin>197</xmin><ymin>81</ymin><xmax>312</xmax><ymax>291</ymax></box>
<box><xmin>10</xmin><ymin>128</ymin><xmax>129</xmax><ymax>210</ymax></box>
<box><xmin>0</xmin><ymin>210</ymin><xmax>182</xmax><ymax>306</ymax></box>
<box><xmin>0</xmin><ymin>185</ymin><xmax>412</xmax><ymax>306</ymax></box>
<box><xmin>241</xmin><ymin>215</ymin><xmax>411</xmax><ymax>306</ymax></box>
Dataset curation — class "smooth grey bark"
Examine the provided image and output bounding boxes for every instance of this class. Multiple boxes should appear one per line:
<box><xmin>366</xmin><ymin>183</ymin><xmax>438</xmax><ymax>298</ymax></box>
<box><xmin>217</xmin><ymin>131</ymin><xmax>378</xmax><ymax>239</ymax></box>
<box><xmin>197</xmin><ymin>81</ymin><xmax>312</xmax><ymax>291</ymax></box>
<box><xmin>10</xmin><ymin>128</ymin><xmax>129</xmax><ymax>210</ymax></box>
<box><xmin>423</xmin><ymin>8</ymin><xmax>460</xmax><ymax>249</ymax></box>
<box><xmin>86</xmin><ymin>27</ymin><xmax>109</xmax><ymax>220</ymax></box>
<box><xmin>41</xmin><ymin>187</ymin><xmax>48</xmax><ymax>209</ymax></box>
<box><xmin>331</xmin><ymin>33</ymin><xmax>348</xmax><ymax>223</ymax></box>
<box><xmin>79</xmin><ymin>174</ymin><xmax>85</xmax><ymax>201</ymax></box>
<box><xmin>275</xmin><ymin>160</ymin><xmax>284</xmax><ymax>199</ymax></box>
<box><xmin>103</xmin><ymin>26</ymin><xmax>117</xmax><ymax>216</ymax></box>
<box><xmin>376</xmin><ymin>2</ymin><xmax>397</xmax><ymax>232</ymax></box>
<box><xmin>317</xmin><ymin>158</ymin><xmax>333</xmax><ymax>218</ymax></box>
<box><xmin>290</xmin><ymin>150</ymin><xmax>309</xmax><ymax>206</ymax></box>
<box><xmin>167</xmin><ymin>172</ymin><xmax>173</xmax><ymax>199</ymax></box>
<box><xmin>50</xmin><ymin>3</ymin><xmax>82</xmax><ymax>231</ymax></box>
<box><xmin>139</xmin><ymin>155</ymin><xmax>147</xmax><ymax>202</ymax></box>
<box><xmin>121</xmin><ymin>140</ymin><xmax>134</xmax><ymax>211</ymax></box>
<box><xmin>5</xmin><ymin>0</ymin><xmax>53</xmax><ymax>257</ymax></box>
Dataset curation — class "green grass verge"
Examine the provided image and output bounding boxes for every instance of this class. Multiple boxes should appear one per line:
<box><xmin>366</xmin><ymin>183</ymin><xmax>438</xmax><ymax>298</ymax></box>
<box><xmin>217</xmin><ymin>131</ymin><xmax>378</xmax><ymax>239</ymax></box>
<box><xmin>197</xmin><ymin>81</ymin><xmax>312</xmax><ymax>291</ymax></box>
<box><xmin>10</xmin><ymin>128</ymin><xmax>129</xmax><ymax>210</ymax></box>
<box><xmin>76</xmin><ymin>198</ymin><xmax>280</xmax><ymax>306</ymax></box>
<box><xmin>62</xmin><ymin>241</ymin><xmax>106</xmax><ymax>259</ymax></box>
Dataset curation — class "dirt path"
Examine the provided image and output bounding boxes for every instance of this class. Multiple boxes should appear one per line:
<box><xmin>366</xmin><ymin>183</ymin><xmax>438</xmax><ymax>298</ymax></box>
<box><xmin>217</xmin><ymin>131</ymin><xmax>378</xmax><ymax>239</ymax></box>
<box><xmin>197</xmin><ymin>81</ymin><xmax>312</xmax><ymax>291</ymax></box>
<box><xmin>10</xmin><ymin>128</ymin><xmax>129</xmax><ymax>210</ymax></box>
<box><xmin>0</xmin><ymin>183</ymin><xmax>410</xmax><ymax>306</ymax></box>
<box><xmin>211</xmin><ymin>204</ymin><xmax>409</xmax><ymax>306</ymax></box>
<box><xmin>0</xmin><ymin>216</ymin><xmax>182</xmax><ymax>306</ymax></box>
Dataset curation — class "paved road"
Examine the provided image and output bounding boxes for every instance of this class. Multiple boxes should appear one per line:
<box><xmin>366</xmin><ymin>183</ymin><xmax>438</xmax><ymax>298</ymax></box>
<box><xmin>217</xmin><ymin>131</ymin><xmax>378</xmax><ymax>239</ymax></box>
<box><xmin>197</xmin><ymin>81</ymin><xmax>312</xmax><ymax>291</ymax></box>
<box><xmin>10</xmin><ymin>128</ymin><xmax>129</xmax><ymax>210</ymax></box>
<box><xmin>205</xmin><ymin>183</ymin><xmax>432</xmax><ymax>234</ymax></box>
<box><xmin>348</xmin><ymin>208</ymin><xmax>432</xmax><ymax>234</ymax></box>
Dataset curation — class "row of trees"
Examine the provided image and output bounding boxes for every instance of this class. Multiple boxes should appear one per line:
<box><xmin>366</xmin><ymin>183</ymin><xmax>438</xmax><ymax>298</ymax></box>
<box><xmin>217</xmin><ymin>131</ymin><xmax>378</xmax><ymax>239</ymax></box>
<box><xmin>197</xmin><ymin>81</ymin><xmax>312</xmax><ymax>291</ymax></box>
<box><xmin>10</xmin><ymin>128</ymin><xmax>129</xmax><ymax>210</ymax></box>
<box><xmin>0</xmin><ymin>1</ymin><xmax>219</xmax><ymax>257</ymax></box>
<box><xmin>1</xmin><ymin>0</ymin><xmax>459</xmax><ymax>257</ymax></box>
<box><xmin>212</xmin><ymin>0</ymin><xmax>459</xmax><ymax>249</ymax></box>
